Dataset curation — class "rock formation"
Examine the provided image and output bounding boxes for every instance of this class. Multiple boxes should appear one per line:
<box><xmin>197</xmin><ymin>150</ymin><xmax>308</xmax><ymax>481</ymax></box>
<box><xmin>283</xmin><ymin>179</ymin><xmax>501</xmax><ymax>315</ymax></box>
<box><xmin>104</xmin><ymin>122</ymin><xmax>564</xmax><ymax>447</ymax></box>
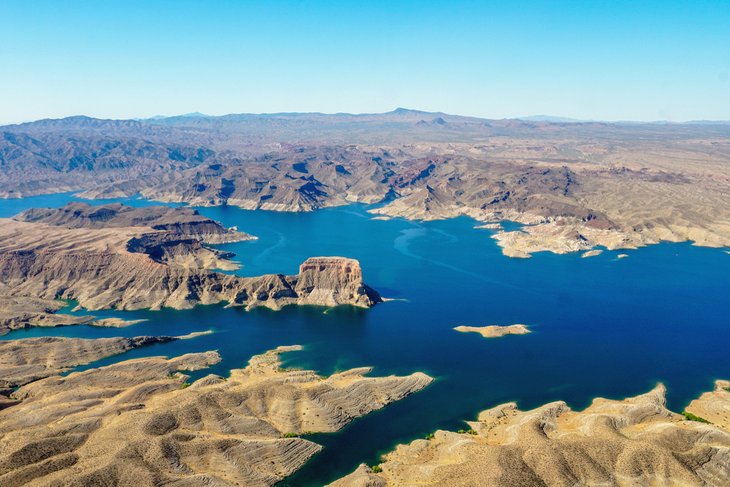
<box><xmin>332</xmin><ymin>384</ymin><xmax>730</xmax><ymax>486</ymax></box>
<box><xmin>454</xmin><ymin>324</ymin><xmax>531</xmax><ymax>339</ymax></box>
<box><xmin>581</xmin><ymin>249</ymin><xmax>603</xmax><ymax>258</ymax></box>
<box><xmin>0</xmin><ymin>214</ymin><xmax>381</xmax><ymax>311</ymax></box>
<box><xmin>0</xmin><ymin>345</ymin><xmax>432</xmax><ymax>486</ymax></box>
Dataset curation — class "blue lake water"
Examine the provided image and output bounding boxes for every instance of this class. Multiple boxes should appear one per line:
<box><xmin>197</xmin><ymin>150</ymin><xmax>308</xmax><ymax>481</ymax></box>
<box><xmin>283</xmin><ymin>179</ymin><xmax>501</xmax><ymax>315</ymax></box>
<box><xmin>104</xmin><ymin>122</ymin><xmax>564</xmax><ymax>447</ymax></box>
<box><xmin>1</xmin><ymin>194</ymin><xmax>729</xmax><ymax>485</ymax></box>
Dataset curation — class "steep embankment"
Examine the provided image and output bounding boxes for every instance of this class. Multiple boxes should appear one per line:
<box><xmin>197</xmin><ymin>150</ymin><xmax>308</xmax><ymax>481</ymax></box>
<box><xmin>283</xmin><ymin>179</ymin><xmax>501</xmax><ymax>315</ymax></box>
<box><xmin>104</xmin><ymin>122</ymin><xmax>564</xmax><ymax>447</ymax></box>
<box><xmin>0</xmin><ymin>346</ymin><xmax>432</xmax><ymax>486</ymax></box>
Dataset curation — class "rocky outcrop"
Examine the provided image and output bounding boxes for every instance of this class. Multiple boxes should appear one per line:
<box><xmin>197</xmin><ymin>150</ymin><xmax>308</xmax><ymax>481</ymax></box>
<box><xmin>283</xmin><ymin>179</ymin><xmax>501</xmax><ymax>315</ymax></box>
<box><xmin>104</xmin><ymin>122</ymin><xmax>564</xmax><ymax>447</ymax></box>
<box><xmin>0</xmin><ymin>346</ymin><xmax>432</xmax><ymax>486</ymax></box>
<box><xmin>453</xmin><ymin>324</ymin><xmax>530</xmax><ymax>339</ymax></box>
<box><xmin>293</xmin><ymin>257</ymin><xmax>378</xmax><ymax>307</ymax></box>
<box><xmin>332</xmin><ymin>384</ymin><xmax>730</xmax><ymax>486</ymax></box>
<box><xmin>0</xmin><ymin>218</ymin><xmax>380</xmax><ymax>311</ymax></box>
<box><xmin>0</xmin><ymin>335</ymin><xmax>178</xmax><ymax>388</ymax></box>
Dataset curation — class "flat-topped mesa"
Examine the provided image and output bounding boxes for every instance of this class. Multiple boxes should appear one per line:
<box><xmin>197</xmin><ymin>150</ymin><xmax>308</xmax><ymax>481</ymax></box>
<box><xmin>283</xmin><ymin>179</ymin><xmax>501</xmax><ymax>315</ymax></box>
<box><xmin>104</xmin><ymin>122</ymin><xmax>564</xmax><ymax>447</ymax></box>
<box><xmin>293</xmin><ymin>257</ymin><xmax>381</xmax><ymax>308</ymax></box>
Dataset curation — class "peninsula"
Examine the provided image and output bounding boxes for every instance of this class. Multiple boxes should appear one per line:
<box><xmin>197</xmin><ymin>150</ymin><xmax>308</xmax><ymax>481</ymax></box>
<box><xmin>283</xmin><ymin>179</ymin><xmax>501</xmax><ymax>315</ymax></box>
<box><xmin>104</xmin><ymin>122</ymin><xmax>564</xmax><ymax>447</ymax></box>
<box><xmin>0</xmin><ymin>203</ymin><xmax>381</xmax><ymax>311</ymax></box>
<box><xmin>0</xmin><ymin>345</ymin><xmax>432</xmax><ymax>486</ymax></box>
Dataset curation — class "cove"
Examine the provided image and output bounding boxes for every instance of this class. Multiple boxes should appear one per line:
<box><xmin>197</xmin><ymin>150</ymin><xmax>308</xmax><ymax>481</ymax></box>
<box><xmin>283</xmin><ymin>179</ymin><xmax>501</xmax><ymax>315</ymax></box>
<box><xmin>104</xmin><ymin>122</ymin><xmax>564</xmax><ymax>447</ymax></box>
<box><xmin>1</xmin><ymin>194</ymin><xmax>729</xmax><ymax>486</ymax></box>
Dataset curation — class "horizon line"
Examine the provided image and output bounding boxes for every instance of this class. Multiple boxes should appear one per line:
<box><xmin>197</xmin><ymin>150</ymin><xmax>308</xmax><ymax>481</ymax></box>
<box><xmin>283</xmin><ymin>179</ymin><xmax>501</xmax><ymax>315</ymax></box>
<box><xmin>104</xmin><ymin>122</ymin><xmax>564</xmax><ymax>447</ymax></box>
<box><xmin>3</xmin><ymin>108</ymin><xmax>730</xmax><ymax>127</ymax></box>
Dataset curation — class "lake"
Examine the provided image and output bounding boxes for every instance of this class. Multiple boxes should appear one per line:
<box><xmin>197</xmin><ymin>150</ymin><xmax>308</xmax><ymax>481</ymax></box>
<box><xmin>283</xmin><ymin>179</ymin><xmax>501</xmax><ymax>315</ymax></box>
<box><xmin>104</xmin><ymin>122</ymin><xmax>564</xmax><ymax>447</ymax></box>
<box><xmin>1</xmin><ymin>194</ymin><xmax>729</xmax><ymax>486</ymax></box>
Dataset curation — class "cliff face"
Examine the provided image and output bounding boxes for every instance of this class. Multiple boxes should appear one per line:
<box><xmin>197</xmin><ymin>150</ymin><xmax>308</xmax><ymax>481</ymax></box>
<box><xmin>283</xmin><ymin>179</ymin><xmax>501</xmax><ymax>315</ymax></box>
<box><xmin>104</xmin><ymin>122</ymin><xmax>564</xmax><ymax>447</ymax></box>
<box><xmin>0</xmin><ymin>218</ymin><xmax>380</xmax><ymax>311</ymax></box>
<box><xmin>0</xmin><ymin>345</ymin><xmax>432</xmax><ymax>487</ymax></box>
<box><xmin>292</xmin><ymin>257</ymin><xmax>380</xmax><ymax>308</ymax></box>
<box><xmin>332</xmin><ymin>384</ymin><xmax>730</xmax><ymax>487</ymax></box>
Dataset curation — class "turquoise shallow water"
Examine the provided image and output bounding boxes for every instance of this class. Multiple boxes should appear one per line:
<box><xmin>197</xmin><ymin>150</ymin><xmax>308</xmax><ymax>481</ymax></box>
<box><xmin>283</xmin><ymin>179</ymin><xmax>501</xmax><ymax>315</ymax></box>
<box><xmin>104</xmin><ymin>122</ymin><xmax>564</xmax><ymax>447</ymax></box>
<box><xmin>1</xmin><ymin>194</ymin><xmax>729</xmax><ymax>485</ymax></box>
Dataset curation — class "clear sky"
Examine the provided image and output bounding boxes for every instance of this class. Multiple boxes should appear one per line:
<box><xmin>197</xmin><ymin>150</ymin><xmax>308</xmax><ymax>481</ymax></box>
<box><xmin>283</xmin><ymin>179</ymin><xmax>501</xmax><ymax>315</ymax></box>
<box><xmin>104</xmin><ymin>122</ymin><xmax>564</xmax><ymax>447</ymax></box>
<box><xmin>1</xmin><ymin>0</ymin><xmax>729</xmax><ymax>124</ymax></box>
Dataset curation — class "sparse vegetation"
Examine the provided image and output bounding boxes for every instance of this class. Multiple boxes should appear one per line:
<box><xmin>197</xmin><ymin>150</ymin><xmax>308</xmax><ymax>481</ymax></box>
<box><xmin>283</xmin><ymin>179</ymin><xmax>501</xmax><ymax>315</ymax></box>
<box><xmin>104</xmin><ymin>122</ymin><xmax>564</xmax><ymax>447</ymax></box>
<box><xmin>682</xmin><ymin>411</ymin><xmax>710</xmax><ymax>424</ymax></box>
<box><xmin>282</xmin><ymin>432</ymin><xmax>300</xmax><ymax>438</ymax></box>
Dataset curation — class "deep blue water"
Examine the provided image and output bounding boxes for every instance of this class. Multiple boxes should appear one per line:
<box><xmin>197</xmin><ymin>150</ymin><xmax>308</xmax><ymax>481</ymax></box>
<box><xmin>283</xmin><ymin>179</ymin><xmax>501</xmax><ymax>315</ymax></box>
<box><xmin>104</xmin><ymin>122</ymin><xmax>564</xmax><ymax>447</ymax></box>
<box><xmin>1</xmin><ymin>194</ymin><xmax>729</xmax><ymax>486</ymax></box>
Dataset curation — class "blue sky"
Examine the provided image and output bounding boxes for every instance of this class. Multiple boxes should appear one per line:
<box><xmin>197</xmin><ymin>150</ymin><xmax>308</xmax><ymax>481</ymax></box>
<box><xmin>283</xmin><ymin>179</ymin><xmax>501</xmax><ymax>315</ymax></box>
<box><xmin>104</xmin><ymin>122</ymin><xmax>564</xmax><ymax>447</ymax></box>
<box><xmin>1</xmin><ymin>0</ymin><xmax>728</xmax><ymax>123</ymax></box>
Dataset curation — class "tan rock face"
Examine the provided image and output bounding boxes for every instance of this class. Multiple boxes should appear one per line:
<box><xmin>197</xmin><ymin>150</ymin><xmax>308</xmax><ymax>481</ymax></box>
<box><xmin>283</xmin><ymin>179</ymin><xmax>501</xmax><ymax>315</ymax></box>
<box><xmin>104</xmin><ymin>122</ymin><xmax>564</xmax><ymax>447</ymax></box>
<box><xmin>0</xmin><ymin>346</ymin><xmax>433</xmax><ymax>487</ymax></box>
<box><xmin>333</xmin><ymin>384</ymin><xmax>730</xmax><ymax>487</ymax></box>
<box><xmin>294</xmin><ymin>257</ymin><xmax>378</xmax><ymax>308</ymax></box>
<box><xmin>328</xmin><ymin>464</ymin><xmax>386</xmax><ymax>487</ymax></box>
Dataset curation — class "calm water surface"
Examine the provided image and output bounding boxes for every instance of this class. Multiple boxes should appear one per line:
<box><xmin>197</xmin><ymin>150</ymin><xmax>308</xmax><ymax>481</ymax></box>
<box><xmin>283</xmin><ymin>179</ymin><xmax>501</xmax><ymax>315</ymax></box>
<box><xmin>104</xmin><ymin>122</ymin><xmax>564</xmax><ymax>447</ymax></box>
<box><xmin>1</xmin><ymin>194</ymin><xmax>729</xmax><ymax>486</ymax></box>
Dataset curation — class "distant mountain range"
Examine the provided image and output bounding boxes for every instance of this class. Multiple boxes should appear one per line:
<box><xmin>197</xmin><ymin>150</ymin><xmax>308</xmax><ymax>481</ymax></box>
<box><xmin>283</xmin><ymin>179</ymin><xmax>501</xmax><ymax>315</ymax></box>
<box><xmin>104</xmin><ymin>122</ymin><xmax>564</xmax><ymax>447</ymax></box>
<box><xmin>5</xmin><ymin>108</ymin><xmax>729</xmax><ymax>131</ymax></box>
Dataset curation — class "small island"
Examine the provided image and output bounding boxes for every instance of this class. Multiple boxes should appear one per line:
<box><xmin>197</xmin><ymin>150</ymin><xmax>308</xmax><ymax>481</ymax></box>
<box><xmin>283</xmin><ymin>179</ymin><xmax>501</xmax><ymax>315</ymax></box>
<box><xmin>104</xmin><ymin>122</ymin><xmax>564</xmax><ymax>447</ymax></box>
<box><xmin>454</xmin><ymin>324</ymin><xmax>530</xmax><ymax>339</ymax></box>
<box><xmin>582</xmin><ymin>249</ymin><xmax>603</xmax><ymax>258</ymax></box>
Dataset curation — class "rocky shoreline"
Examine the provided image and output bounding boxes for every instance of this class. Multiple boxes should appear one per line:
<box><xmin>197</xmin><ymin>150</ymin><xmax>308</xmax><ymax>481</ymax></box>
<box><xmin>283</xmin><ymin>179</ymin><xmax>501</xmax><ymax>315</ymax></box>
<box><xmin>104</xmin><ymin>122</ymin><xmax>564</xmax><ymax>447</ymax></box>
<box><xmin>332</xmin><ymin>383</ymin><xmax>730</xmax><ymax>486</ymax></box>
